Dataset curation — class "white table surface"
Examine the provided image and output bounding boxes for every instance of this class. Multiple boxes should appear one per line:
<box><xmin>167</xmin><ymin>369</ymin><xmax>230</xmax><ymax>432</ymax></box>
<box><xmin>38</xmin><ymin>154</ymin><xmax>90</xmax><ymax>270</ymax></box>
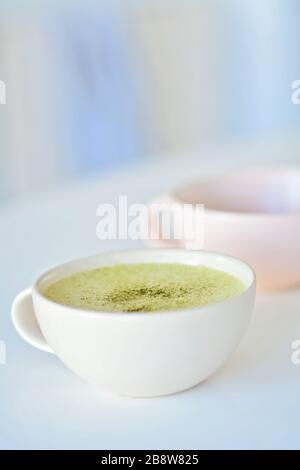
<box><xmin>1</xmin><ymin>140</ymin><xmax>300</xmax><ymax>450</ymax></box>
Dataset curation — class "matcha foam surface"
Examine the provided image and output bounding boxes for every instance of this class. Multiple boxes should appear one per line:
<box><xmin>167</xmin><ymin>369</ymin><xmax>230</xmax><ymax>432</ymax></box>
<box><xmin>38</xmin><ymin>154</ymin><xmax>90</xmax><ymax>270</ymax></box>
<box><xmin>43</xmin><ymin>263</ymin><xmax>245</xmax><ymax>312</ymax></box>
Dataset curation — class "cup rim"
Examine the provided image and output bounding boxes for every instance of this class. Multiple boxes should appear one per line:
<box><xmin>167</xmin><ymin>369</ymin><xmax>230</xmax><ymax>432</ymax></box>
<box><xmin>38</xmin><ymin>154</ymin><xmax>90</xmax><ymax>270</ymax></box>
<box><xmin>173</xmin><ymin>165</ymin><xmax>300</xmax><ymax>219</ymax></box>
<box><xmin>32</xmin><ymin>249</ymin><xmax>256</xmax><ymax>319</ymax></box>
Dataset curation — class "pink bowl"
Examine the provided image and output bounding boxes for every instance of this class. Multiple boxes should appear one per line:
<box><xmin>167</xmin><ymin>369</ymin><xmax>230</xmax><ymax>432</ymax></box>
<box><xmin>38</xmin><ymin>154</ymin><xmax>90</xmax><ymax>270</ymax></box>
<box><xmin>148</xmin><ymin>167</ymin><xmax>300</xmax><ymax>291</ymax></box>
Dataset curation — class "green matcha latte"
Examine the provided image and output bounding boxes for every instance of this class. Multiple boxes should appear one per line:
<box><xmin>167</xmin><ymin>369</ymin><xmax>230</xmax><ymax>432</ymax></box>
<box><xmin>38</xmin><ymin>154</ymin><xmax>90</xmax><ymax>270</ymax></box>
<box><xmin>43</xmin><ymin>263</ymin><xmax>245</xmax><ymax>313</ymax></box>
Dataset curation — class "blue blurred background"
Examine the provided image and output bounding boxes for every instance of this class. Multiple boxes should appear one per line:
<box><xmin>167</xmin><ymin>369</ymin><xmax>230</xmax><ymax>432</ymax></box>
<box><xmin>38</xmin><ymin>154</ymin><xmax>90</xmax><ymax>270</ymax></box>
<box><xmin>0</xmin><ymin>0</ymin><xmax>300</xmax><ymax>202</ymax></box>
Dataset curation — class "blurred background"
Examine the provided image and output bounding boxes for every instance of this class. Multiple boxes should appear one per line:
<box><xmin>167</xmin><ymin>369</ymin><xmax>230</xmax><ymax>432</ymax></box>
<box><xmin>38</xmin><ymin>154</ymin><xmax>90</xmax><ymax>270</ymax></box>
<box><xmin>0</xmin><ymin>0</ymin><xmax>300</xmax><ymax>203</ymax></box>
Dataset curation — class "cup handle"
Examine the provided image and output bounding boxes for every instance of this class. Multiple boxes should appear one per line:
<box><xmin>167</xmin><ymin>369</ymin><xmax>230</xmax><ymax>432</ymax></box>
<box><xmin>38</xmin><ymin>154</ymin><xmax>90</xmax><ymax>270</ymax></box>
<box><xmin>11</xmin><ymin>288</ymin><xmax>54</xmax><ymax>354</ymax></box>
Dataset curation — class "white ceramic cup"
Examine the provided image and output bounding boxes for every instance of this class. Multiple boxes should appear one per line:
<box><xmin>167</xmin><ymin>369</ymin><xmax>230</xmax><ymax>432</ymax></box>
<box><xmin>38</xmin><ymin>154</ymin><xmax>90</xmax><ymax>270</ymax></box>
<box><xmin>12</xmin><ymin>249</ymin><xmax>255</xmax><ymax>397</ymax></box>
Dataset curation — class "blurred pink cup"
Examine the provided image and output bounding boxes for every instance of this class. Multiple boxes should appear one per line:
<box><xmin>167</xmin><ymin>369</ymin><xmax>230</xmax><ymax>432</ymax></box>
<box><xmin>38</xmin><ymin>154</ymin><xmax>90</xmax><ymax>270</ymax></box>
<box><xmin>148</xmin><ymin>167</ymin><xmax>300</xmax><ymax>291</ymax></box>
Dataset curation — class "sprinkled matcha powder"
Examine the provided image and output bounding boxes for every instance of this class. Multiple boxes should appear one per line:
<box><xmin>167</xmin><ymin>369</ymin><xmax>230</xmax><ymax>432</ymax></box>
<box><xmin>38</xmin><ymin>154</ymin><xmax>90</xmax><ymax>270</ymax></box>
<box><xmin>43</xmin><ymin>263</ymin><xmax>245</xmax><ymax>313</ymax></box>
